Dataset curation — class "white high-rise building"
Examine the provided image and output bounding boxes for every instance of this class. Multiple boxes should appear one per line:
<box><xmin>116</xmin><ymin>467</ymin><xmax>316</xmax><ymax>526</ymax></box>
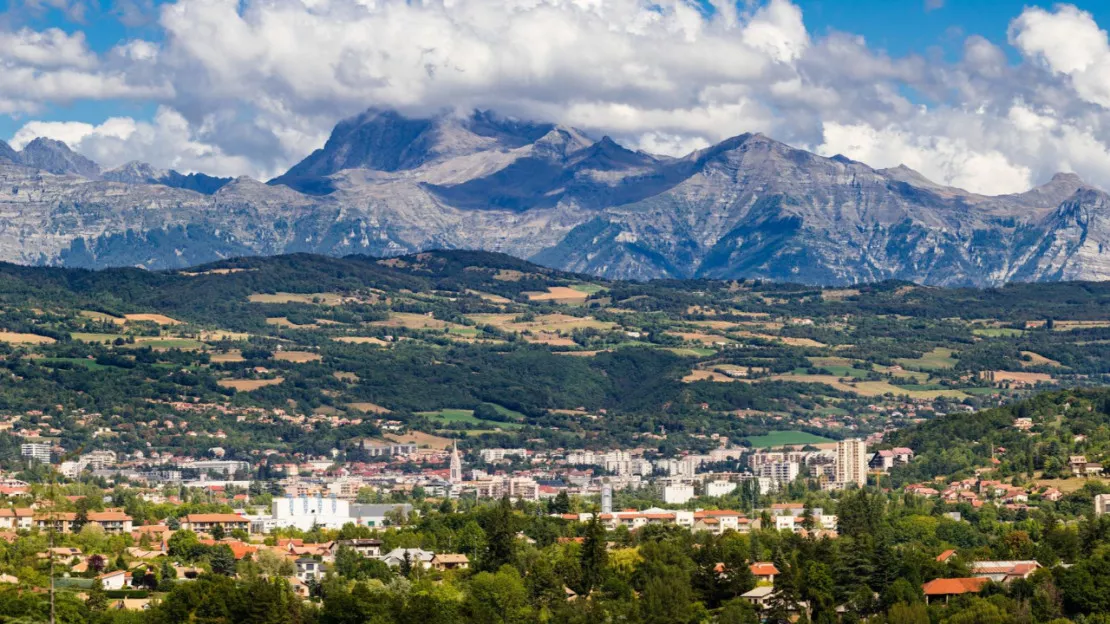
<box><xmin>835</xmin><ymin>439</ymin><xmax>868</xmax><ymax>488</ymax></box>
<box><xmin>20</xmin><ymin>443</ymin><xmax>51</xmax><ymax>463</ymax></box>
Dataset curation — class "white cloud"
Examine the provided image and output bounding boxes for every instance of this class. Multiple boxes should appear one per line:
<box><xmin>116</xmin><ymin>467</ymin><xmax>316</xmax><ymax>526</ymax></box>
<box><xmin>12</xmin><ymin>0</ymin><xmax>1110</xmax><ymax>197</ymax></box>
<box><xmin>0</xmin><ymin>28</ymin><xmax>97</xmax><ymax>69</ymax></box>
<box><xmin>1010</xmin><ymin>5</ymin><xmax>1110</xmax><ymax>108</ymax></box>
<box><xmin>818</xmin><ymin>120</ymin><xmax>1033</xmax><ymax>195</ymax></box>
<box><xmin>11</xmin><ymin>107</ymin><xmax>259</xmax><ymax>177</ymax></box>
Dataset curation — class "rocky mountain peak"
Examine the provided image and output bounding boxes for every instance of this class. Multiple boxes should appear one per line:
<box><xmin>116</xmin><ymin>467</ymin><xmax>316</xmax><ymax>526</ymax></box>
<box><xmin>103</xmin><ymin>161</ymin><xmax>167</xmax><ymax>184</ymax></box>
<box><xmin>0</xmin><ymin>140</ymin><xmax>19</xmax><ymax>164</ymax></box>
<box><xmin>19</xmin><ymin>137</ymin><xmax>101</xmax><ymax>178</ymax></box>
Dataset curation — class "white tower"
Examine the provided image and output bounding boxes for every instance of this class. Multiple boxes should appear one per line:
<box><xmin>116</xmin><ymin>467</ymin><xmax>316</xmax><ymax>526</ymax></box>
<box><xmin>601</xmin><ymin>483</ymin><xmax>613</xmax><ymax>515</ymax></box>
<box><xmin>449</xmin><ymin>441</ymin><xmax>462</xmax><ymax>484</ymax></box>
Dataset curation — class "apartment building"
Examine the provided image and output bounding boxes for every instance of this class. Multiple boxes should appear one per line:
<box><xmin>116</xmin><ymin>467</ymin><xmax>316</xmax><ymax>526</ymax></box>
<box><xmin>835</xmin><ymin>439</ymin><xmax>868</xmax><ymax>488</ymax></box>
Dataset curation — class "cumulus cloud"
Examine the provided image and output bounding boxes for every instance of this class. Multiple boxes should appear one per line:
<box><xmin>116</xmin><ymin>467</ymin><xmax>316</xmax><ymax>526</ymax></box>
<box><xmin>13</xmin><ymin>1</ymin><xmax>1110</xmax><ymax>195</ymax></box>
<box><xmin>12</xmin><ymin>107</ymin><xmax>258</xmax><ymax>177</ymax></box>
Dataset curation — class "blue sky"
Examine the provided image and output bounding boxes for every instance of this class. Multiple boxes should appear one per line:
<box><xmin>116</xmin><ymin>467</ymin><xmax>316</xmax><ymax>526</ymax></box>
<box><xmin>5</xmin><ymin>0</ymin><xmax>1110</xmax><ymax>193</ymax></box>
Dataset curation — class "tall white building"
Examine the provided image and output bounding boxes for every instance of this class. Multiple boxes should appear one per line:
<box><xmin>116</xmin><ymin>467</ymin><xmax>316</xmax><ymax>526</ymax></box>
<box><xmin>20</xmin><ymin>443</ymin><xmax>51</xmax><ymax>463</ymax></box>
<box><xmin>835</xmin><ymin>439</ymin><xmax>868</xmax><ymax>488</ymax></box>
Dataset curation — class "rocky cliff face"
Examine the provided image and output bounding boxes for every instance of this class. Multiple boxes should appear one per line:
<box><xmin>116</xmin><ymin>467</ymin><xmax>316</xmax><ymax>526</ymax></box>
<box><xmin>1</xmin><ymin>108</ymin><xmax>1108</xmax><ymax>286</ymax></box>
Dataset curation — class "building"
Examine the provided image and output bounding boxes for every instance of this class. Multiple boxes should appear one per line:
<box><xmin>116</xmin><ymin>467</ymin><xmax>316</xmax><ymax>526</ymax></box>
<box><xmin>922</xmin><ymin>578</ymin><xmax>989</xmax><ymax>604</ymax></box>
<box><xmin>351</xmin><ymin>503</ymin><xmax>413</xmax><ymax>528</ymax></box>
<box><xmin>449</xmin><ymin>442</ymin><xmax>463</xmax><ymax>484</ymax></box>
<box><xmin>835</xmin><ymin>439</ymin><xmax>868</xmax><ymax>488</ymax></box>
<box><xmin>379</xmin><ymin>548</ymin><xmax>434</xmax><ymax>569</ymax></box>
<box><xmin>295</xmin><ymin>558</ymin><xmax>322</xmax><ymax>582</ymax></box>
<box><xmin>20</xmin><ymin>443</ymin><xmax>51</xmax><ymax>463</ymax></box>
<box><xmin>0</xmin><ymin>508</ymin><xmax>33</xmax><ymax>530</ymax></box>
<box><xmin>98</xmin><ymin>570</ymin><xmax>130</xmax><ymax>591</ymax></box>
<box><xmin>336</xmin><ymin>539</ymin><xmax>383</xmax><ymax>557</ymax></box>
<box><xmin>1096</xmin><ymin>493</ymin><xmax>1110</xmax><ymax>516</ymax></box>
<box><xmin>749</xmin><ymin>562</ymin><xmax>779</xmax><ymax>584</ymax></box>
<box><xmin>869</xmin><ymin>447</ymin><xmax>914</xmax><ymax>472</ymax></box>
<box><xmin>970</xmin><ymin>561</ymin><xmax>1041</xmax><ymax>583</ymax></box>
<box><xmin>478</xmin><ymin>448</ymin><xmax>527</xmax><ymax>462</ymax></box>
<box><xmin>758</xmin><ymin>461</ymin><xmax>800</xmax><ymax>484</ymax></box>
<box><xmin>601</xmin><ymin>483</ymin><xmax>613</xmax><ymax>514</ymax></box>
<box><xmin>272</xmin><ymin>494</ymin><xmax>352</xmax><ymax>530</ymax></box>
<box><xmin>360</xmin><ymin>440</ymin><xmax>417</xmax><ymax>457</ymax></box>
<box><xmin>180</xmin><ymin>513</ymin><xmax>249</xmax><ymax>534</ymax></box>
<box><xmin>663</xmin><ymin>484</ymin><xmax>695</xmax><ymax>505</ymax></box>
<box><xmin>430</xmin><ymin>554</ymin><xmax>469</xmax><ymax>571</ymax></box>
<box><xmin>705</xmin><ymin>480</ymin><xmax>737</xmax><ymax>498</ymax></box>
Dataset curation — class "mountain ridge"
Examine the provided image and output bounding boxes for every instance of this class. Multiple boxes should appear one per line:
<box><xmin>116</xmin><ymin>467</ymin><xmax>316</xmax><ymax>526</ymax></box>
<box><xmin>2</xmin><ymin>106</ymin><xmax>1108</xmax><ymax>286</ymax></box>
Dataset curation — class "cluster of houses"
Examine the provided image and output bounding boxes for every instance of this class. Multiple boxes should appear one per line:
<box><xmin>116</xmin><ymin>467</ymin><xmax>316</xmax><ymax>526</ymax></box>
<box><xmin>904</xmin><ymin>476</ymin><xmax>1067</xmax><ymax>510</ymax></box>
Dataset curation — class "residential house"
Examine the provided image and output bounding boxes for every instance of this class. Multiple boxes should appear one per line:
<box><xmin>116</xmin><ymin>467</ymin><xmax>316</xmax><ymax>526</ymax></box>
<box><xmin>0</xmin><ymin>508</ymin><xmax>33</xmax><ymax>530</ymax></box>
<box><xmin>923</xmin><ymin>578</ymin><xmax>989</xmax><ymax>604</ymax></box>
<box><xmin>430</xmin><ymin>554</ymin><xmax>469</xmax><ymax>571</ymax></box>
<box><xmin>98</xmin><ymin>570</ymin><xmax>131</xmax><ymax>591</ymax></box>
<box><xmin>180</xmin><ymin>513</ymin><xmax>249</xmax><ymax>534</ymax></box>
<box><xmin>335</xmin><ymin>539</ymin><xmax>383</xmax><ymax>557</ymax></box>
<box><xmin>379</xmin><ymin>548</ymin><xmax>434</xmax><ymax>569</ymax></box>
<box><xmin>749</xmin><ymin>562</ymin><xmax>779</xmax><ymax>584</ymax></box>
<box><xmin>295</xmin><ymin>558</ymin><xmax>322</xmax><ymax>583</ymax></box>
<box><xmin>970</xmin><ymin>561</ymin><xmax>1041</xmax><ymax>583</ymax></box>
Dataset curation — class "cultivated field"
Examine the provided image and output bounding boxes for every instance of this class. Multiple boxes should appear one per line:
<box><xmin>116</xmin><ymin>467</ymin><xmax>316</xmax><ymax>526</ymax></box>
<box><xmin>217</xmin><ymin>377</ymin><xmax>284</xmax><ymax>391</ymax></box>
<box><xmin>248</xmin><ymin>292</ymin><xmax>349</xmax><ymax>305</ymax></box>
<box><xmin>273</xmin><ymin>351</ymin><xmax>322</xmax><ymax>363</ymax></box>
<box><xmin>0</xmin><ymin>331</ymin><xmax>55</xmax><ymax>344</ymax></box>
<box><xmin>123</xmin><ymin>314</ymin><xmax>181</xmax><ymax>325</ymax></box>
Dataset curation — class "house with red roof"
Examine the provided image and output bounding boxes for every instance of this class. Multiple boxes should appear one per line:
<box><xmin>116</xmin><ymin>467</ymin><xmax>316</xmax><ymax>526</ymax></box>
<box><xmin>922</xmin><ymin>577</ymin><xmax>989</xmax><ymax>604</ymax></box>
<box><xmin>749</xmin><ymin>562</ymin><xmax>779</xmax><ymax>584</ymax></box>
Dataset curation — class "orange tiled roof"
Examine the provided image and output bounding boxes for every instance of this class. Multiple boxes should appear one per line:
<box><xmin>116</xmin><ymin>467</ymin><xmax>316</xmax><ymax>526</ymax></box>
<box><xmin>750</xmin><ymin>562</ymin><xmax>779</xmax><ymax>576</ymax></box>
<box><xmin>922</xmin><ymin>577</ymin><xmax>988</xmax><ymax>596</ymax></box>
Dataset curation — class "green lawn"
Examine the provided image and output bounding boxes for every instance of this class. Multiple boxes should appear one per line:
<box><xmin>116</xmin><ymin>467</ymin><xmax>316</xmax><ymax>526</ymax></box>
<box><xmin>744</xmin><ymin>431</ymin><xmax>834</xmax><ymax>448</ymax></box>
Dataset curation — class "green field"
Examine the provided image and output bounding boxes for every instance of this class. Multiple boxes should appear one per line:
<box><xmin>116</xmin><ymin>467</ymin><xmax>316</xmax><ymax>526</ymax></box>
<box><xmin>71</xmin><ymin>332</ymin><xmax>124</xmax><ymax>343</ymax></box>
<box><xmin>569</xmin><ymin>283</ymin><xmax>607</xmax><ymax>295</ymax></box>
<box><xmin>972</xmin><ymin>328</ymin><xmax>1025</xmax><ymax>337</ymax></box>
<box><xmin>895</xmin><ymin>347</ymin><xmax>958</xmax><ymax>371</ymax></box>
<box><xmin>417</xmin><ymin>408</ymin><xmax>524</xmax><ymax>429</ymax></box>
<box><xmin>42</xmin><ymin>357</ymin><xmax>112</xmax><ymax>371</ymax></box>
<box><xmin>665</xmin><ymin>347</ymin><xmax>716</xmax><ymax>357</ymax></box>
<box><xmin>744</xmin><ymin>431</ymin><xmax>834</xmax><ymax>448</ymax></box>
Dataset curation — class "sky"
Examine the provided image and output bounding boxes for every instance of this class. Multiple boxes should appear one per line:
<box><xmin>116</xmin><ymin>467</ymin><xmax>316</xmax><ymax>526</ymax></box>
<box><xmin>5</xmin><ymin>0</ymin><xmax>1110</xmax><ymax>195</ymax></box>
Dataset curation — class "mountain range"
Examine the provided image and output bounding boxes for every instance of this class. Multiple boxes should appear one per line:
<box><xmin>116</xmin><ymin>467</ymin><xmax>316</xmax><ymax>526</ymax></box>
<box><xmin>0</xmin><ymin>108</ymin><xmax>1107</xmax><ymax>286</ymax></box>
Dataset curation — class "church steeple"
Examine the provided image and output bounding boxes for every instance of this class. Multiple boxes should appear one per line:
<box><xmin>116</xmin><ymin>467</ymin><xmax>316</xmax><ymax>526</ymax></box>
<box><xmin>449</xmin><ymin>440</ymin><xmax>462</xmax><ymax>484</ymax></box>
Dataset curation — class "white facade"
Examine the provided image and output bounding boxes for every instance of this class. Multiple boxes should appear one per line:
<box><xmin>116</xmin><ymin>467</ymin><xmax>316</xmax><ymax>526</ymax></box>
<box><xmin>663</xmin><ymin>484</ymin><xmax>695</xmax><ymax>505</ymax></box>
<box><xmin>1096</xmin><ymin>494</ymin><xmax>1110</xmax><ymax>516</ymax></box>
<box><xmin>835</xmin><ymin>439</ymin><xmax>868</xmax><ymax>488</ymax></box>
<box><xmin>705</xmin><ymin>480</ymin><xmax>738</xmax><ymax>498</ymax></box>
<box><xmin>479</xmin><ymin>448</ymin><xmax>527</xmax><ymax>462</ymax></box>
<box><xmin>272</xmin><ymin>494</ymin><xmax>353</xmax><ymax>530</ymax></box>
<box><xmin>20</xmin><ymin>443</ymin><xmax>50</xmax><ymax>463</ymax></box>
<box><xmin>758</xmin><ymin>461</ymin><xmax>800</xmax><ymax>483</ymax></box>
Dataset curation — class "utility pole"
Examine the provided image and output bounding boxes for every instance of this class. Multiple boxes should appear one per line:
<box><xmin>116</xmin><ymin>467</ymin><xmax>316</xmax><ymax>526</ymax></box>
<box><xmin>49</xmin><ymin>471</ymin><xmax>56</xmax><ymax>624</ymax></box>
